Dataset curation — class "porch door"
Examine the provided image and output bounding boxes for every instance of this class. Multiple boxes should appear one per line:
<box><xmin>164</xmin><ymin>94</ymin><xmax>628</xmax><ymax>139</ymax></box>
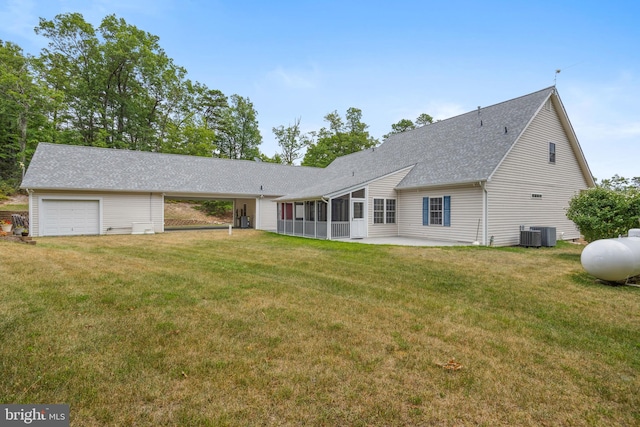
<box><xmin>351</xmin><ymin>199</ymin><xmax>366</xmax><ymax>238</ymax></box>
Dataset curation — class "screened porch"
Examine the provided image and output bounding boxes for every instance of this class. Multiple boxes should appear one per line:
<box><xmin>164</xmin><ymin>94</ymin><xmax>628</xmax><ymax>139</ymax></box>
<box><xmin>277</xmin><ymin>190</ymin><xmax>365</xmax><ymax>240</ymax></box>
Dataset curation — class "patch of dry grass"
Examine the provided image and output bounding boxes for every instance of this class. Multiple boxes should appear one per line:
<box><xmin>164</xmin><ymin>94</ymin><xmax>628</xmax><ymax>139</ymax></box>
<box><xmin>0</xmin><ymin>231</ymin><xmax>638</xmax><ymax>426</ymax></box>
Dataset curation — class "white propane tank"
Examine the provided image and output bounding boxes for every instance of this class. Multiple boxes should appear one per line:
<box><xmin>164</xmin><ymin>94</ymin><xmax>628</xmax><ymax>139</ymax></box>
<box><xmin>581</xmin><ymin>232</ymin><xmax>640</xmax><ymax>282</ymax></box>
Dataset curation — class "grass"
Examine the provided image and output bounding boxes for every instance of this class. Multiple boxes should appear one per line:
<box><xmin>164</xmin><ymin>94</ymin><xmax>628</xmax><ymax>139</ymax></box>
<box><xmin>0</xmin><ymin>203</ymin><xmax>28</xmax><ymax>211</ymax></box>
<box><xmin>0</xmin><ymin>230</ymin><xmax>638</xmax><ymax>426</ymax></box>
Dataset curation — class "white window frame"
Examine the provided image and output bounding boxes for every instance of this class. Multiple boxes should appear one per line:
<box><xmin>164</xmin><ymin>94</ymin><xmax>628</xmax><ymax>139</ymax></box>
<box><xmin>385</xmin><ymin>199</ymin><xmax>396</xmax><ymax>224</ymax></box>
<box><xmin>430</xmin><ymin>196</ymin><xmax>444</xmax><ymax>226</ymax></box>
<box><xmin>373</xmin><ymin>198</ymin><xmax>396</xmax><ymax>224</ymax></box>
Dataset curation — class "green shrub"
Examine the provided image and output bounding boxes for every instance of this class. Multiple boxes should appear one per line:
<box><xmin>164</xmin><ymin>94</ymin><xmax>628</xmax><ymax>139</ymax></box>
<box><xmin>196</xmin><ymin>200</ymin><xmax>232</xmax><ymax>217</ymax></box>
<box><xmin>566</xmin><ymin>186</ymin><xmax>640</xmax><ymax>242</ymax></box>
<box><xmin>0</xmin><ymin>180</ymin><xmax>17</xmax><ymax>200</ymax></box>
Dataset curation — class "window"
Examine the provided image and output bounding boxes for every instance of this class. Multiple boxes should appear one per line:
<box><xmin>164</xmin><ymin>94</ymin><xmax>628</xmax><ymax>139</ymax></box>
<box><xmin>430</xmin><ymin>197</ymin><xmax>443</xmax><ymax>225</ymax></box>
<box><xmin>295</xmin><ymin>202</ymin><xmax>304</xmax><ymax>220</ymax></box>
<box><xmin>373</xmin><ymin>198</ymin><xmax>396</xmax><ymax>224</ymax></box>
<box><xmin>352</xmin><ymin>189</ymin><xmax>365</xmax><ymax>198</ymax></box>
<box><xmin>386</xmin><ymin>199</ymin><xmax>396</xmax><ymax>224</ymax></box>
<box><xmin>373</xmin><ymin>199</ymin><xmax>384</xmax><ymax>224</ymax></box>
<box><xmin>353</xmin><ymin>201</ymin><xmax>364</xmax><ymax>219</ymax></box>
<box><xmin>422</xmin><ymin>196</ymin><xmax>450</xmax><ymax>227</ymax></box>
<box><xmin>549</xmin><ymin>142</ymin><xmax>556</xmax><ymax>163</ymax></box>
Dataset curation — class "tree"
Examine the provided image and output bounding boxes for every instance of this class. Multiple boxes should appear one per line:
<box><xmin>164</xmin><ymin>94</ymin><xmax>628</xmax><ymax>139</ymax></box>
<box><xmin>272</xmin><ymin>117</ymin><xmax>304</xmax><ymax>165</ymax></box>
<box><xmin>383</xmin><ymin>119</ymin><xmax>415</xmax><ymax>139</ymax></box>
<box><xmin>216</xmin><ymin>95</ymin><xmax>262</xmax><ymax>160</ymax></box>
<box><xmin>36</xmin><ymin>13</ymin><xmax>102</xmax><ymax>146</ymax></box>
<box><xmin>35</xmin><ymin>13</ymin><xmax>219</xmax><ymax>155</ymax></box>
<box><xmin>598</xmin><ymin>174</ymin><xmax>640</xmax><ymax>192</ymax></box>
<box><xmin>256</xmin><ymin>152</ymin><xmax>283</xmax><ymax>164</ymax></box>
<box><xmin>566</xmin><ymin>177</ymin><xmax>640</xmax><ymax>242</ymax></box>
<box><xmin>384</xmin><ymin>113</ymin><xmax>433</xmax><ymax>139</ymax></box>
<box><xmin>416</xmin><ymin>113</ymin><xmax>434</xmax><ymax>126</ymax></box>
<box><xmin>161</xmin><ymin>82</ymin><xmax>227</xmax><ymax>156</ymax></box>
<box><xmin>0</xmin><ymin>40</ymin><xmax>50</xmax><ymax>189</ymax></box>
<box><xmin>302</xmin><ymin>107</ymin><xmax>378</xmax><ymax>168</ymax></box>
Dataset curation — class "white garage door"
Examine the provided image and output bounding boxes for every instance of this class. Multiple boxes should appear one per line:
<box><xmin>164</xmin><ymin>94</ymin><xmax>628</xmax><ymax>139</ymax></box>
<box><xmin>41</xmin><ymin>199</ymin><xmax>100</xmax><ymax>236</ymax></box>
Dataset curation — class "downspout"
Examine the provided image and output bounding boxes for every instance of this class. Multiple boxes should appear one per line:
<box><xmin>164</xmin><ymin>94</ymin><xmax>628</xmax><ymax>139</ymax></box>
<box><xmin>161</xmin><ymin>193</ymin><xmax>165</xmax><ymax>233</ymax></box>
<box><xmin>480</xmin><ymin>181</ymin><xmax>488</xmax><ymax>246</ymax></box>
<box><xmin>26</xmin><ymin>189</ymin><xmax>33</xmax><ymax>236</ymax></box>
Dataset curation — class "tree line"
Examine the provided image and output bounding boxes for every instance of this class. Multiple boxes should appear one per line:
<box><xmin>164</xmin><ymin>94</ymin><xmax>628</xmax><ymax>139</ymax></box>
<box><xmin>0</xmin><ymin>12</ymin><xmax>432</xmax><ymax>192</ymax></box>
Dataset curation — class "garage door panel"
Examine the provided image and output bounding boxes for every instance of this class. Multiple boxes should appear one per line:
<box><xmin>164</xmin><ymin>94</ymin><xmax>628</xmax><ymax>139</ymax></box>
<box><xmin>42</xmin><ymin>200</ymin><xmax>100</xmax><ymax>236</ymax></box>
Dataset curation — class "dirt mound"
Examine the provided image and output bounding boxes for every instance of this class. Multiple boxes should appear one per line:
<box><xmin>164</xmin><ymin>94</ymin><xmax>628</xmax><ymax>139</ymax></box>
<box><xmin>164</xmin><ymin>202</ymin><xmax>232</xmax><ymax>225</ymax></box>
<box><xmin>0</xmin><ymin>194</ymin><xmax>28</xmax><ymax>206</ymax></box>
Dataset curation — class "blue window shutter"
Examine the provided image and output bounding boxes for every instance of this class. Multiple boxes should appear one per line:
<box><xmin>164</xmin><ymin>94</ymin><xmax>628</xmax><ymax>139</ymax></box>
<box><xmin>443</xmin><ymin>196</ymin><xmax>451</xmax><ymax>227</ymax></box>
<box><xmin>422</xmin><ymin>197</ymin><xmax>429</xmax><ymax>226</ymax></box>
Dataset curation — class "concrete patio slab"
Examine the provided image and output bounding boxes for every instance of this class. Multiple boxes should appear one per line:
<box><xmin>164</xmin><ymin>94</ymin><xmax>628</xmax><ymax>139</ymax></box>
<box><xmin>346</xmin><ymin>236</ymin><xmax>474</xmax><ymax>247</ymax></box>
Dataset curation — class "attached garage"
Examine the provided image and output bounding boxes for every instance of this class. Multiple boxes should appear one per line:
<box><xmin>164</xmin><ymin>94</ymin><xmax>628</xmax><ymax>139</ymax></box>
<box><xmin>21</xmin><ymin>144</ymin><xmax>324</xmax><ymax>237</ymax></box>
<box><xmin>40</xmin><ymin>199</ymin><xmax>101</xmax><ymax>236</ymax></box>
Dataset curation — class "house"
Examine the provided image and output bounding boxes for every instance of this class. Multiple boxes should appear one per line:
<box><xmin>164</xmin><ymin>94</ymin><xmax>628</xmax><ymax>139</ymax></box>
<box><xmin>21</xmin><ymin>86</ymin><xmax>594</xmax><ymax>245</ymax></box>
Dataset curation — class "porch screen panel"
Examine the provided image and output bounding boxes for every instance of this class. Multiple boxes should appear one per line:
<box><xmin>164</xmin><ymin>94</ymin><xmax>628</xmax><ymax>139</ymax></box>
<box><xmin>331</xmin><ymin>197</ymin><xmax>349</xmax><ymax>222</ymax></box>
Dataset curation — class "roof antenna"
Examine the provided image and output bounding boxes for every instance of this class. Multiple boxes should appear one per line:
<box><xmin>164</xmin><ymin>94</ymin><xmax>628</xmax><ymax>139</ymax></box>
<box><xmin>554</xmin><ymin>69</ymin><xmax>561</xmax><ymax>86</ymax></box>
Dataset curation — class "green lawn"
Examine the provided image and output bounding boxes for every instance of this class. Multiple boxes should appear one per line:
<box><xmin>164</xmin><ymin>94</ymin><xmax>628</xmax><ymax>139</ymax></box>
<box><xmin>0</xmin><ymin>230</ymin><xmax>638</xmax><ymax>426</ymax></box>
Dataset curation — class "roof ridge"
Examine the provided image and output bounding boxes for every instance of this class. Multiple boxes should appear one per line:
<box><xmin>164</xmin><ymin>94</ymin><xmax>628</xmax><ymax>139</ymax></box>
<box><xmin>380</xmin><ymin>86</ymin><xmax>555</xmax><ymax>143</ymax></box>
<box><xmin>35</xmin><ymin>142</ymin><xmax>324</xmax><ymax>170</ymax></box>
<box><xmin>438</xmin><ymin>86</ymin><xmax>555</xmax><ymax>123</ymax></box>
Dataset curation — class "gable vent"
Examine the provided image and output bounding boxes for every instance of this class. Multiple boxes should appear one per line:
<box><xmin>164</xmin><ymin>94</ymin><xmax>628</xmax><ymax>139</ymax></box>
<box><xmin>531</xmin><ymin>193</ymin><xmax>543</xmax><ymax>199</ymax></box>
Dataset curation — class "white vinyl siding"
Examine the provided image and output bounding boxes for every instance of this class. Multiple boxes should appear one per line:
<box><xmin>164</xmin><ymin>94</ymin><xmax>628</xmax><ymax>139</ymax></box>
<box><xmin>398</xmin><ymin>185</ymin><xmax>482</xmax><ymax>243</ymax></box>
<box><xmin>367</xmin><ymin>167</ymin><xmax>412</xmax><ymax>237</ymax></box>
<box><xmin>30</xmin><ymin>191</ymin><xmax>164</xmax><ymax>237</ymax></box>
<box><xmin>486</xmin><ymin>98</ymin><xmax>590</xmax><ymax>246</ymax></box>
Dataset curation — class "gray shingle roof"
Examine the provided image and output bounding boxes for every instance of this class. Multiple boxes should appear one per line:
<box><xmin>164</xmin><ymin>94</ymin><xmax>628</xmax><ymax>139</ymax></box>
<box><xmin>278</xmin><ymin>86</ymin><xmax>555</xmax><ymax>200</ymax></box>
<box><xmin>22</xmin><ymin>143</ymin><xmax>324</xmax><ymax>196</ymax></box>
<box><xmin>22</xmin><ymin>87</ymin><xmax>561</xmax><ymax>200</ymax></box>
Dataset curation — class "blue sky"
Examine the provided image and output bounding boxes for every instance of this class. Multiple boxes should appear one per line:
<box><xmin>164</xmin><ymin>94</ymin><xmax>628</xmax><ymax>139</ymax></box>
<box><xmin>1</xmin><ymin>0</ymin><xmax>638</xmax><ymax>180</ymax></box>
